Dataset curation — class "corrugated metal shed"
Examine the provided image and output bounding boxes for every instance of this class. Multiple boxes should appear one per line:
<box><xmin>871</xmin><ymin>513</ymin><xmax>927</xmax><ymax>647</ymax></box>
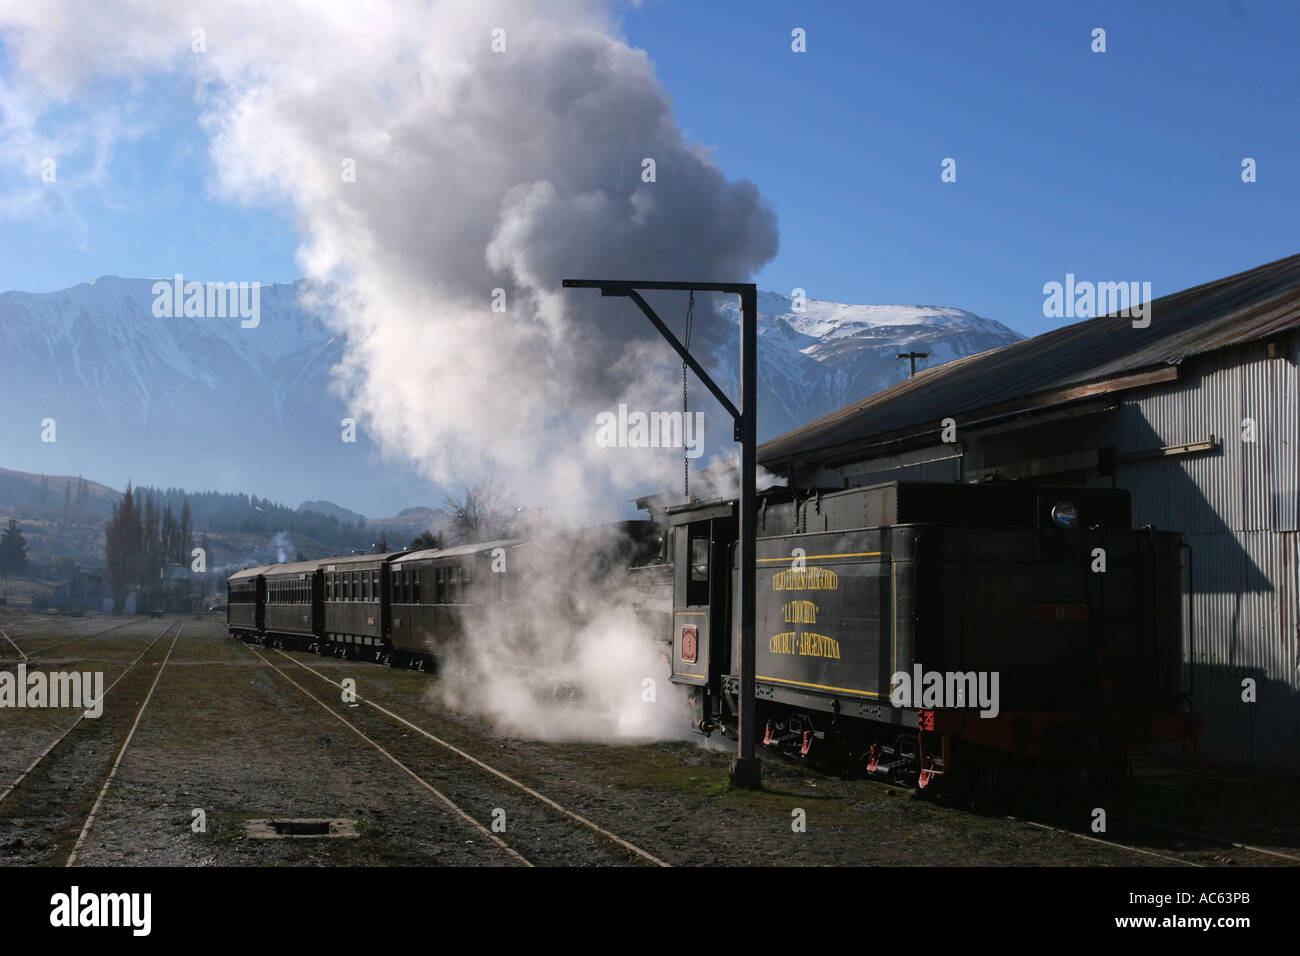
<box><xmin>753</xmin><ymin>253</ymin><xmax>1300</xmax><ymax>777</ymax></box>
<box><xmin>761</xmin><ymin>252</ymin><xmax>1300</xmax><ymax>466</ymax></box>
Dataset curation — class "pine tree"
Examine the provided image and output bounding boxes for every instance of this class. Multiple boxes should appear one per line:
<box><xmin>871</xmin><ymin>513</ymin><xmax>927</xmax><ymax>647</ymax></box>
<box><xmin>161</xmin><ymin>504</ymin><xmax>177</xmax><ymax>566</ymax></box>
<box><xmin>180</xmin><ymin>497</ymin><xmax>193</xmax><ymax>565</ymax></box>
<box><xmin>63</xmin><ymin>481</ymin><xmax>71</xmax><ymax>524</ymax></box>
<box><xmin>143</xmin><ymin>493</ymin><xmax>160</xmax><ymax>583</ymax></box>
<box><xmin>106</xmin><ymin>482</ymin><xmax>145</xmax><ymax>609</ymax></box>
<box><xmin>410</xmin><ymin>529</ymin><xmax>445</xmax><ymax>551</ymax></box>
<box><xmin>0</xmin><ymin>519</ymin><xmax>28</xmax><ymax>575</ymax></box>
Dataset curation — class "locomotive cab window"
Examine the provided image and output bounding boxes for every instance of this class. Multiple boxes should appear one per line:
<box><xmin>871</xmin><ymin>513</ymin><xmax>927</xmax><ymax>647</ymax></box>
<box><xmin>690</xmin><ymin>536</ymin><xmax>709</xmax><ymax>581</ymax></box>
<box><xmin>687</xmin><ymin>531</ymin><xmax>711</xmax><ymax>606</ymax></box>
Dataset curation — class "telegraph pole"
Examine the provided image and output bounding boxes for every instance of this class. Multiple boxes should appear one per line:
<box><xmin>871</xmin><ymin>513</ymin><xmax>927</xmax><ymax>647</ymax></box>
<box><xmin>563</xmin><ymin>278</ymin><xmax>762</xmax><ymax>789</ymax></box>
<box><xmin>897</xmin><ymin>350</ymin><xmax>929</xmax><ymax>377</ymax></box>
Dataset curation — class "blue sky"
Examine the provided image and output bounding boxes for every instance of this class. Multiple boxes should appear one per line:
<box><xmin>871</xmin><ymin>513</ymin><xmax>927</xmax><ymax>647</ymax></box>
<box><xmin>2</xmin><ymin>0</ymin><xmax>1297</xmax><ymax>339</ymax></box>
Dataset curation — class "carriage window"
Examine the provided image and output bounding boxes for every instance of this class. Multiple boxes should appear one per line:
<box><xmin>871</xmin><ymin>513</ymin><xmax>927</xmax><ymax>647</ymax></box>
<box><xmin>363</xmin><ymin>571</ymin><xmax>370</xmax><ymax>602</ymax></box>
<box><xmin>412</xmin><ymin>570</ymin><xmax>421</xmax><ymax>604</ymax></box>
<box><xmin>372</xmin><ymin>571</ymin><xmax>380</xmax><ymax>603</ymax></box>
<box><xmin>353</xmin><ymin>571</ymin><xmax>360</xmax><ymax>601</ymax></box>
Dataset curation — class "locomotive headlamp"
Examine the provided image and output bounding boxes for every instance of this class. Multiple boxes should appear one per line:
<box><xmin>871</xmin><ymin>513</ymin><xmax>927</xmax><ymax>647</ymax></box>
<box><xmin>1051</xmin><ymin>501</ymin><xmax>1079</xmax><ymax>529</ymax></box>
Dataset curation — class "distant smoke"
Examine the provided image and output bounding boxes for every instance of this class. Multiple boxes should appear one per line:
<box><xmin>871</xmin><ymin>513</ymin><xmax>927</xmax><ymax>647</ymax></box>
<box><xmin>0</xmin><ymin>0</ymin><xmax>778</xmax><ymax>739</ymax></box>
<box><xmin>270</xmin><ymin>531</ymin><xmax>293</xmax><ymax>565</ymax></box>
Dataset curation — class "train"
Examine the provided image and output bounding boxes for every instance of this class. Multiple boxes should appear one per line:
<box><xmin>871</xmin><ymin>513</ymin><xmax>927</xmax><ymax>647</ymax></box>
<box><xmin>228</xmin><ymin>478</ymin><xmax>1204</xmax><ymax>798</ymax></box>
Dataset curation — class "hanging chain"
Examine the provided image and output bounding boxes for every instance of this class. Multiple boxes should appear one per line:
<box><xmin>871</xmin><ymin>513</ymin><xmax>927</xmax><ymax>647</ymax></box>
<box><xmin>683</xmin><ymin>290</ymin><xmax>695</xmax><ymax>502</ymax></box>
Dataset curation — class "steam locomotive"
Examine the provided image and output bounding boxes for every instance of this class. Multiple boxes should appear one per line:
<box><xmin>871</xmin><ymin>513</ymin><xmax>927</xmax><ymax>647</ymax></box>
<box><xmin>655</xmin><ymin>479</ymin><xmax>1203</xmax><ymax>797</ymax></box>
<box><xmin>228</xmin><ymin>479</ymin><xmax>1203</xmax><ymax>796</ymax></box>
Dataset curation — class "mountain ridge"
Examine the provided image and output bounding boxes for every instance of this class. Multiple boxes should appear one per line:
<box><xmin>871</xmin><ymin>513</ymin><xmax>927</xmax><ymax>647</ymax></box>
<box><xmin>0</xmin><ymin>276</ymin><xmax>1021</xmax><ymax>512</ymax></box>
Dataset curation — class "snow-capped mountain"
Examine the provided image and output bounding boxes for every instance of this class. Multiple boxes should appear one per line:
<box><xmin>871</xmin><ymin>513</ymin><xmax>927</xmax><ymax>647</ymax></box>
<box><xmin>0</xmin><ymin>278</ymin><xmax>1020</xmax><ymax>511</ymax></box>
<box><xmin>716</xmin><ymin>290</ymin><xmax>1021</xmax><ymax>439</ymax></box>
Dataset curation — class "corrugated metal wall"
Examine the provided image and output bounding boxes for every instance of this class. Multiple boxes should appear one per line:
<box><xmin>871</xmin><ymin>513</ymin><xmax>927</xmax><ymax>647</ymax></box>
<box><xmin>1113</xmin><ymin>337</ymin><xmax>1300</xmax><ymax>777</ymax></box>
<box><xmin>788</xmin><ymin>334</ymin><xmax>1299</xmax><ymax>776</ymax></box>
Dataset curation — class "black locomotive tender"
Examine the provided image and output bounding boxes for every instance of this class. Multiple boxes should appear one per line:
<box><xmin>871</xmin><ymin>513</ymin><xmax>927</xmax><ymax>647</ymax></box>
<box><xmin>228</xmin><ymin>480</ymin><xmax>1203</xmax><ymax>792</ymax></box>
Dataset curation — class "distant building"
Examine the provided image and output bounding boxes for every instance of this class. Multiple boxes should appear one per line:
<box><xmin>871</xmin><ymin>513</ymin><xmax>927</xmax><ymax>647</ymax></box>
<box><xmin>760</xmin><ymin>254</ymin><xmax>1300</xmax><ymax>778</ymax></box>
<box><xmin>158</xmin><ymin>563</ymin><xmax>200</xmax><ymax>611</ymax></box>
<box><xmin>48</xmin><ymin>570</ymin><xmax>107</xmax><ymax>614</ymax></box>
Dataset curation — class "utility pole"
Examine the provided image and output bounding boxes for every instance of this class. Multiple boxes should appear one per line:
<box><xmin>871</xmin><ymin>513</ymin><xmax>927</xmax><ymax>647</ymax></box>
<box><xmin>563</xmin><ymin>278</ymin><xmax>762</xmax><ymax>789</ymax></box>
<box><xmin>897</xmin><ymin>350</ymin><xmax>929</xmax><ymax>377</ymax></box>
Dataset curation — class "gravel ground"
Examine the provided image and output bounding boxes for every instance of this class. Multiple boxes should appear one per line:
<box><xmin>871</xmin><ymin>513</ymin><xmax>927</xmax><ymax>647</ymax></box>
<box><xmin>2</xmin><ymin>612</ymin><xmax>1298</xmax><ymax>868</ymax></box>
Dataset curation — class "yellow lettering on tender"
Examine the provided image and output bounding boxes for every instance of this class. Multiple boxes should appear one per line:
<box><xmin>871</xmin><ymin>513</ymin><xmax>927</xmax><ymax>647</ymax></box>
<box><xmin>771</xmin><ymin>567</ymin><xmax>839</xmax><ymax>591</ymax></box>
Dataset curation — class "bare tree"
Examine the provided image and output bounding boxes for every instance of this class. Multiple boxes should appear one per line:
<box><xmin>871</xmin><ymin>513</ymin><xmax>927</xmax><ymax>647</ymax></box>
<box><xmin>443</xmin><ymin>479</ymin><xmax>515</xmax><ymax>544</ymax></box>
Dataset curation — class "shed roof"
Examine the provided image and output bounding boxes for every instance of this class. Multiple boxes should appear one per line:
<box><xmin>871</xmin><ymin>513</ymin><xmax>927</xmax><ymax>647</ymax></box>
<box><xmin>759</xmin><ymin>252</ymin><xmax>1300</xmax><ymax>466</ymax></box>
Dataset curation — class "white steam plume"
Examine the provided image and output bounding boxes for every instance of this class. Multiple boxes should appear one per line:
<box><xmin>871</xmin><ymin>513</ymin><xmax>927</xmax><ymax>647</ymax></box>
<box><xmin>1</xmin><ymin>0</ymin><xmax>778</xmax><ymax>738</ymax></box>
<box><xmin>0</xmin><ymin>0</ymin><xmax>776</xmax><ymax>524</ymax></box>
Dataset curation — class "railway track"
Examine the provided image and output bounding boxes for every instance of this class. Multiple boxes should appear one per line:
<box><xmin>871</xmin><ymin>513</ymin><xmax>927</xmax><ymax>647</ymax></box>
<box><xmin>0</xmin><ymin>620</ymin><xmax>183</xmax><ymax>865</ymax></box>
<box><xmin>246</xmin><ymin>644</ymin><xmax>669</xmax><ymax>867</ymax></box>
<box><xmin>0</xmin><ymin>628</ymin><xmax>26</xmax><ymax>661</ymax></box>
<box><xmin>0</xmin><ymin>618</ymin><xmax>137</xmax><ymax>667</ymax></box>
